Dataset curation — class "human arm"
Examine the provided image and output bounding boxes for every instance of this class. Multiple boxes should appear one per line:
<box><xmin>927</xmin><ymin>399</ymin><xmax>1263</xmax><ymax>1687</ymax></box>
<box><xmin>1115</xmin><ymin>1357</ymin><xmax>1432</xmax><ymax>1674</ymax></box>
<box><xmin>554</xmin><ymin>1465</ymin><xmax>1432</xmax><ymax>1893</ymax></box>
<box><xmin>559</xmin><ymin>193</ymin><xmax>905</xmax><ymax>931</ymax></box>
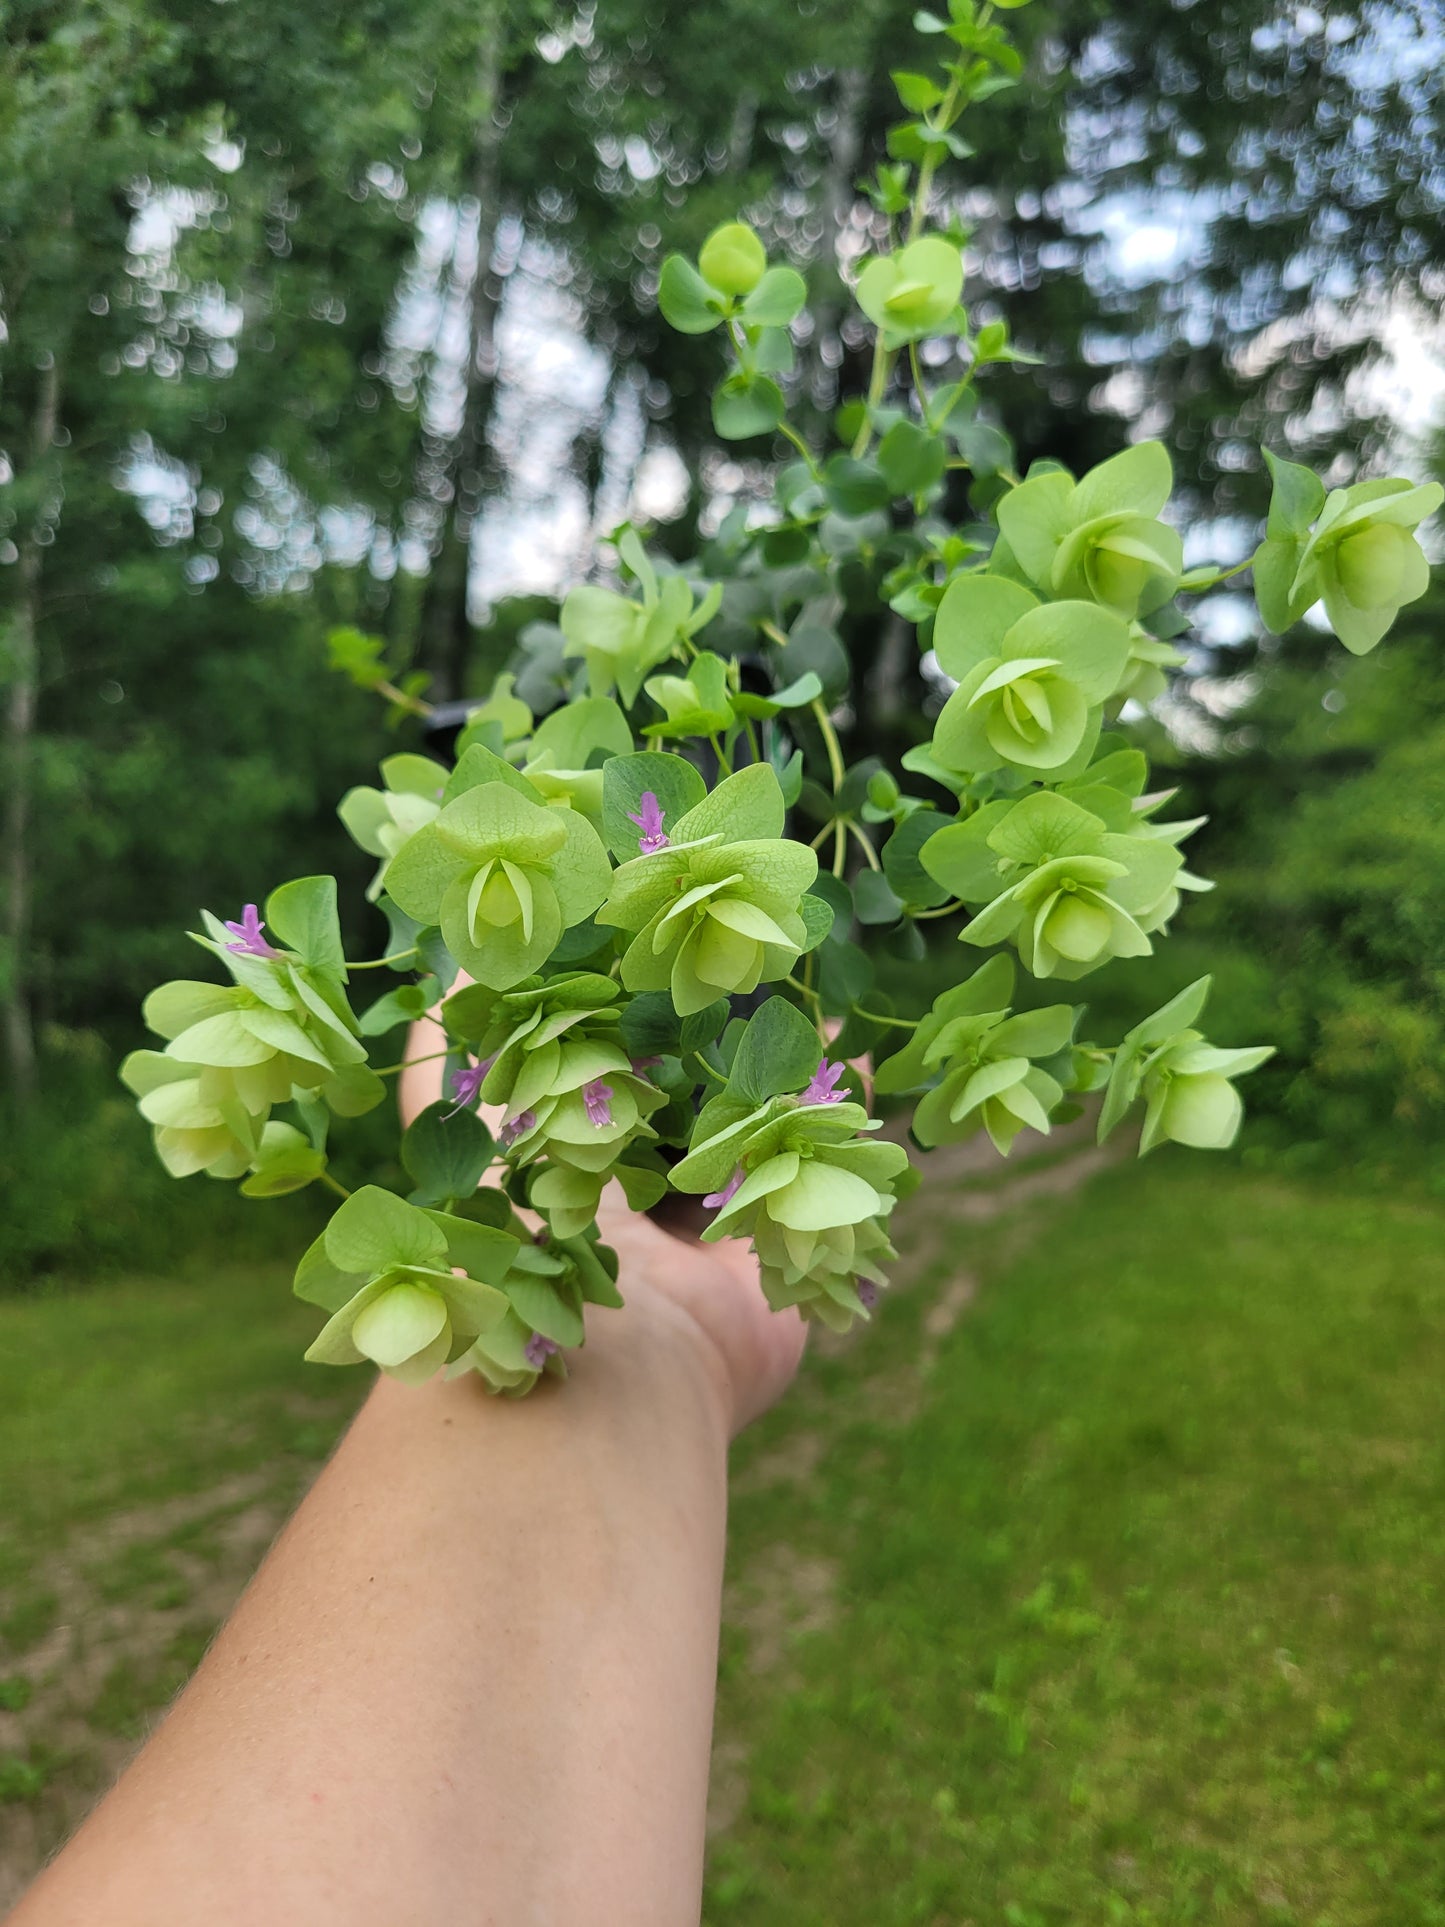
<box><xmin>12</xmin><ymin>1016</ymin><xmax>805</xmax><ymax>1927</ymax></box>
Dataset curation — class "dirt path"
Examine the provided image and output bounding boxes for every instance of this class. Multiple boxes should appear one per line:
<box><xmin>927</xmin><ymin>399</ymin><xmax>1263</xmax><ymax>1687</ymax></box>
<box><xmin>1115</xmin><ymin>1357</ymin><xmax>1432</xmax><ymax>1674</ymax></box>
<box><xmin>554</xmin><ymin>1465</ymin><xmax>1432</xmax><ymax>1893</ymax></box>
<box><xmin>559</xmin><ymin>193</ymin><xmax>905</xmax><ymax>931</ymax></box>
<box><xmin>1</xmin><ymin>1125</ymin><xmax>1116</xmax><ymax>1906</ymax></box>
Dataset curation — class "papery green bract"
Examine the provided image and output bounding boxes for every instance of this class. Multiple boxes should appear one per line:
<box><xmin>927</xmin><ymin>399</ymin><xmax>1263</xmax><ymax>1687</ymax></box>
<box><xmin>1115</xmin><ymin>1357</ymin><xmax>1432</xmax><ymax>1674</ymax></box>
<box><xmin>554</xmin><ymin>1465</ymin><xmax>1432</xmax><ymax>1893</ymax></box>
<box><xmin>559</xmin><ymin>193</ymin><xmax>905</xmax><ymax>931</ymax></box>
<box><xmin>446</xmin><ymin>971</ymin><xmax>666</xmax><ymax>1194</ymax></box>
<box><xmin>597</xmin><ymin>764</ymin><xmax>817</xmax><ymax>1016</ymax></box>
<box><xmin>1255</xmin><ymin>468</ymin><xmax>1443</xmax><ymax>655</ymax></box>
<box><xmin>382</xmin><ymin>776</ymin><xmax>610</xmax><ymax>990</ymax></box>
<box><xmin>559</xmin><ymin>532</ymin><xmax>722</xmax><ymax>706</ymax></box>
<box><xmin>698</xmin><ymin>221</ymin><xmax>767</xmax><ymax>297</ymax></box>
<box><xmin>1098</xmin><ymin>979</ymin><xmax>1274</xmax><ymax>1155</ymax></box>
<box><xmin>855</xmin><ymin>236</ymin><xmax>963</xmax><ymax>343</ymax></box>
<box><xmin>122</xmin><ymin>895</ymin><xmax>381</xmax><ymax>1183</ymax></box>
<box><xmin>930</xmin><ymin>575</ymin><xmax>1131</xmax><ymax>775</ymax></box>
<box><xmin>996</xmin><ymin>443</ymin><xmax>1184</xmax><ymax>619</ymax></box>
<box><xmin>921</xmin><ymin>790</ymin><xmax>1184</xmax><ymax>980</ymax></box>
<box><xmin>337</xmin><ymin>754</ymin><xmax>448</xmax><ymax>901</ymax></box>
<box><xmin>297</xmin><ymin>1185</ymin><xmax>517</xmax><ymax>1386</ymax></box>
<box><xmin>873</xmin><ymin>956</ymin><xmax>1076</xmax><ymax>1154</ymax></box>
<box><xmin>671</xmin><ymin>1086</ymin><xmax>912</xmax><ymax>1331</ymax></box>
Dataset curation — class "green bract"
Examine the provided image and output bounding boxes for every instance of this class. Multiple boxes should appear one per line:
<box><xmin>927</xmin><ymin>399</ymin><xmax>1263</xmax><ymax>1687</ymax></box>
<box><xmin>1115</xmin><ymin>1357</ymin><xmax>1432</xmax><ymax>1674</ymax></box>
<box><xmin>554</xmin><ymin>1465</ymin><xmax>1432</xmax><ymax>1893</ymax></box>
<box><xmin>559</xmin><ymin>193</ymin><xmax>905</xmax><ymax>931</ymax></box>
<box><xmin>930</xmin><ymin>575</ymin><xmax>1131</xmax><ymax>775</ymax></box>
<box><xmin>124</xmin><ymin>0</ymin><xmax>1430</xmax><ymax>1402</ymax></box>
<box><xmin>337</xmin><ymin>753</ymin><xmax>448</xmax><ymax>900</ymax></box>
<box><xmin>382</xmin><ymin>766</ymin><xmax>610</xmax><ymax>990</ymax></box>
<box><xmin>598</xmin><ymin>764</ymin><xmax>818</xmax><ymax>1016</ymax></box>
<box><xmin>1253</xmin><ymin>453</ymin><xmax>1443</xmax><ymax>654</ymax></box>
<box><xmin>874</xmin><ymin>956</ymin><xmax>1077</xmax><ymax>1154</ymax></box>
<box><xmin>699</xmin><ymin>221</ymin><xmax>767</xmax><ymax>297</ymax></box>
<box><xmin>672</xmin><ymin>1083</ymin><xmax>911</xmax><ymax>1331</ymax></box>
<box><xmin>121</xmin><ymin>887</ymin><xmax>381</xmax><ymax>1181</ymax></box>
<box><xmin>996</xmin><ymin>443</ymin><xmax>1184</xmax><ymax>619</ymax></box>
<box><xmin>1099</xmin><ymin>979</ymin><xmax>1274</xmax><ymax>1155</ymax></box>
<box><xmin>855</xmin><ymin>236</ymin><xmax>963</xmax><ymax>343</ymax></box>
<box><xmin>559</xmin><ymin>529</ymin><xmax>722</xmax><ymax>705</ymax></box>
<box><xmin>921</xmin><ymin>791</ymin><xmax>1183</xmax><ymax>980</ymax></box>
<box><xmin>295</xmin><ymin>1185</ymin><xmax>517</xmax><ymax>1386</ymax></box>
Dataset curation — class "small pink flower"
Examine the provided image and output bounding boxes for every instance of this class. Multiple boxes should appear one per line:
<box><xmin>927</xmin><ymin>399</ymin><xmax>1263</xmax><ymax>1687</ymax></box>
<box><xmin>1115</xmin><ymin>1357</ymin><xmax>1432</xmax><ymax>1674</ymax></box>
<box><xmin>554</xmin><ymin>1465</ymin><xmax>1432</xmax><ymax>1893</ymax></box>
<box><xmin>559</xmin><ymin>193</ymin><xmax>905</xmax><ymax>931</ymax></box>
<box><xmin>525</xmin><ymin>1333</ymin><xmax>560</xmax><ymax>1369</ymax></box>
<box><xmin>499</xmin><ymin>1109</ymin><xmax>536</xmax><ymax>1149</ymax></box>
<box><xmin>223</xmin><ymin>905</ymin><xmax>282</xmax><ymax>960</ymax></box>
<box><xmin>582</xmin><ymin>1078</ymin><xmax>614</xmax><ymax>1128</ymax></box>
<box><xmin>626</xmin><ymin>791</ymin><xmax>670</xmax><ymax>855</ymax></box>
<box><xmin>446</xmin><ymin>1056</ymin><xmax>494</xmax><ymax>1117</ymax></box>
<box><xmin>856</xmin><ymin>1278</ymin><xmax>880</xmax><ymax>1312</ymax></box>
<box><xmin>704</xmin><ymin>1165</ymin><xmax>745</xmax><ymax>1212</ymax></box>
<box><xmin>801</xmin><ymin>1058</ymin><xmax>846</xmax><ymax>1105</ymax></box>
<box><xmin>629</xmin><ymin>1055</ymin><xmax>663</xmax><ymax>1074</ymax></box>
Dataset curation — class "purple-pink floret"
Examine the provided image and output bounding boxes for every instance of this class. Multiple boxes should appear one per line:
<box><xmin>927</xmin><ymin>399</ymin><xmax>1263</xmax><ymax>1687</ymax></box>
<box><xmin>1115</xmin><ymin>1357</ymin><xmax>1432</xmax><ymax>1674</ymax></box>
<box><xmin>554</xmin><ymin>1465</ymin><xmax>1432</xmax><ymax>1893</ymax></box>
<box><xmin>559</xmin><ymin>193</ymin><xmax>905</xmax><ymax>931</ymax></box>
<box><xmin>626</xmin><ymin>790</ymin><xmax>670</xmax><ymax>855</ymax></box>
<box><xmin>447</xmin><ymin>1061</ymin><xmax>488</xmax><ymax>1115</ymax></box>
<box><xmin>704</xmin><ymin>1165</ymin><xmax>745</xmax><ymax>1212</ymax></box>
<box><xmin>629</xmin><ymin>1054</ymin><xmax>663</xmax><ymax>1074</ymax></box>
<box><xmin>223</xmin><ymin>904</ymin><xmax>283</xmax><ymax>960</ymax></box>
<box><xmin>582</xmin><ymin>1078</ymin><xmax>614</xmax><ymax>1128</ymax></box>
<box><xmin>499</xmin><ymin>1109</ymin><xmax>536</xmax><ymax>1149</ymax></box>
<box><xmin>525</xmin><ymin>1332</ymin><xmax>560</xmax><ymax>1369</ymax></box>
<box><xmin>801</xmin><ymin>1057</ymin><xmax>847</xmax><ymax>1105</ymax></box>
<box><xmin>856</xmin><ymin>1278</ymin><xmax>880</xmax><ymax>1312</ymax></box>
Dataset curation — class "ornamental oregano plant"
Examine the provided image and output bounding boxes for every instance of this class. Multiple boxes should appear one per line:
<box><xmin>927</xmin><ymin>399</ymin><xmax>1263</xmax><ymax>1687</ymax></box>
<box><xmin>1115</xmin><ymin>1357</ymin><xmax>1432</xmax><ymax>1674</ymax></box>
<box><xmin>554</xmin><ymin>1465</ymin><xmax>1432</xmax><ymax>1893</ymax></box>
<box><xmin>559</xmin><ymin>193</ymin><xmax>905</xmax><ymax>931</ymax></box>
<box><xmin>124</xmin><ymin>0</ymin><xmax>1440</xmax><ymax>1396</ymax></box>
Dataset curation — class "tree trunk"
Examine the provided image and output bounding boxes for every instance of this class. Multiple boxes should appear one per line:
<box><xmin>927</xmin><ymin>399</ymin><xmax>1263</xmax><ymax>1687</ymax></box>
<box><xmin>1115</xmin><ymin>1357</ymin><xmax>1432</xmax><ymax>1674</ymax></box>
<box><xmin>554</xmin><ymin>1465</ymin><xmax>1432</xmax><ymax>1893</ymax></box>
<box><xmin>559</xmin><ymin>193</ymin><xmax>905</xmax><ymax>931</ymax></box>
<box><xmin>419</xmin><ymin>11</ymin><xmax>509</xmax><ymax>702</ymax></box>
<box><xmin>3</xmin><ymin>354</ymin><xmax>61</xmax><ymax>1107</ymax></box>
<box><xmin>806</xmin><ymin>67</ymin><xmax>867</xmax><ymax>417</ymax></box>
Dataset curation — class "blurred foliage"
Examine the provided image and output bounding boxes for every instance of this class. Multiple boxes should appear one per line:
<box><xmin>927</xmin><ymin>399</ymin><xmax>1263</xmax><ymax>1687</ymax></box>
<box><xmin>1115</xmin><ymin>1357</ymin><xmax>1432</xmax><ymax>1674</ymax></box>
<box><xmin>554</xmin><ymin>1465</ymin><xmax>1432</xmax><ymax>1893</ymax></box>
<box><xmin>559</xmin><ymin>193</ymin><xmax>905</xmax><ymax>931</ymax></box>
<box><xmin>2</xmin><ymin>0</ymin><xmax>1442</xmax><ymax>1270</ymax></box>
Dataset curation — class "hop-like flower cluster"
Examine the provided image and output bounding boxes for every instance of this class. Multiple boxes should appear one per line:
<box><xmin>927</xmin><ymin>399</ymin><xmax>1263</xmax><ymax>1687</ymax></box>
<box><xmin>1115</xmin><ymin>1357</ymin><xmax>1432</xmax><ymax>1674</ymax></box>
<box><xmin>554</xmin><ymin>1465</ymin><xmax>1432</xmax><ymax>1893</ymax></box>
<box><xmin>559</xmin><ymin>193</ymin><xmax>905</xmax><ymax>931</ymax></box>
<box><xmin>599</xmin><ymin>764</ymin><xmax>818</xmax><ymax>1016</ymax></box>
<box><xmin>120</xmin><ymin>885</ymin><xmax>380</xmax><ymax>1181</ymax></box>
<box><xmin>671</xmin><ymin>1062</ymin><xmax>913</xmax><ymax>1332</ymax></box>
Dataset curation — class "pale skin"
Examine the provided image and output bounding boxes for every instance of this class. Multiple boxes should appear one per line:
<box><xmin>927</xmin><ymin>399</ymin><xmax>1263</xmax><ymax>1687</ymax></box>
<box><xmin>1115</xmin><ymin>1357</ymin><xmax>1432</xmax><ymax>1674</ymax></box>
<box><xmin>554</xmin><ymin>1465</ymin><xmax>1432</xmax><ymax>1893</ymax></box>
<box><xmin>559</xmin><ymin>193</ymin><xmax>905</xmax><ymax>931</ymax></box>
<box><xmin>11</xmin><ymin>1009</ymin><xmax>806</xmax><ymax>1927</ymax></box>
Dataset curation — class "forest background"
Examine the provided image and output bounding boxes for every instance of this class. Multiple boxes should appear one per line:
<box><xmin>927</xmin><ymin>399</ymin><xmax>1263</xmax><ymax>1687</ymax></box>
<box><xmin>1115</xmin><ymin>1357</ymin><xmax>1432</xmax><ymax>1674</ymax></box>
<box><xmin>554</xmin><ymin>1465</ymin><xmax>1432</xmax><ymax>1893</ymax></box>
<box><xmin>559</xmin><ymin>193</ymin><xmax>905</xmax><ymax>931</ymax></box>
<box><xmin>4</xmin><ymin>0</ymin><xmax>1445</xmax><ymax>1276</ymax></box>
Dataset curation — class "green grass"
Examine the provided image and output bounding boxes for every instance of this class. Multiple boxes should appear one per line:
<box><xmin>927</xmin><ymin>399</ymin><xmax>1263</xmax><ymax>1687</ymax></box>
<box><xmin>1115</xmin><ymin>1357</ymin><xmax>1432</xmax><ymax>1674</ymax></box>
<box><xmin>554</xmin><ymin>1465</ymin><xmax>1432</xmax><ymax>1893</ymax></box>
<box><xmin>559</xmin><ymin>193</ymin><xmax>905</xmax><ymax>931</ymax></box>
<box><xmin>711</xmin><ymin>1162</ymin><xmax>1445</xmax><ymax>1923</ymax></box>
<box><xmin>3</xmin><ymin>1162</ymin><xmax>1445</xmax><ymax>1920</ymax></box>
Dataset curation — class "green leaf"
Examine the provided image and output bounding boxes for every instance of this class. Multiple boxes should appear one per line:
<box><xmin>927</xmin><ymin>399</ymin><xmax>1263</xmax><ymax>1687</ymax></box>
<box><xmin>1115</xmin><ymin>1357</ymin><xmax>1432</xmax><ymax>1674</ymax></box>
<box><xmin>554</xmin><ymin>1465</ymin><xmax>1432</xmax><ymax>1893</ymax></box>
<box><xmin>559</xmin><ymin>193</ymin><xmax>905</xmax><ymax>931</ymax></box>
<box><xmin>1263</xmin><ymin>447</ymin><xmax>1326</xmax><ymax>538</ymax></box>
<box><xmin>740</xmin><ymin>266</ymin><xmax>807</xmax><ymax>328</ymax></box>
<box><xmin>505</xmin><ymin>1272</ymin><xmax>587</xmax><ymax>1348</ymax></box>
<box><xmin>673</xmin><ymin>761</ymin><xmax>786</xmax><ymax>846</ymax></box>
<box><xmin>529</xmin><ymin>696</ymin><xmax>633</xmax><ymax>770</ymax></box>
<box><xmin>729</xmin><ymin>996</ymin><xmax>823</xmax><ymax>1105</ymax></box>
<box><xmin>423</xmin><ymin>1211</ymin><xmax>519</xmax><ymax>1285</ymax></box>
<box><xmin>324</xmin><ymin>1185</ymin><xmax>447</xmax><ymax>1275</ymax></box>
<box><xmin>798</xmin><ymin>892</ymin><xmax>835</xmax><ymax>951</ymax></box>
<box><xmin>853</xmin><ymin>868</ymin><xmax>905</xmax><ymax>925</ymax></box>
<box><xmin>712</xmin><ymin>370</ymin><xmax>786</xmax><ymax>440</ymax></box>
<box><xmin>877</xmin><ymin>420</ymin><xmax>947</xmax><ymax>497</ymax></box>
<box><xmin>821</xmin><ymin>455</ymin><xmax>892</xmax><ymax>515</ymax></box>
<box><xmin>358</xmin><ymin>979</ymin><xmax>437</xmax><ymax>1037</ymax></box>
<box><xmin>293</xmin><ymin>1227</ymin><xmax>365</xmax><ymax>1312</ymax></box>
<box><xmin>602</xmin><ymin>751</ymin><xmax>707</xmax><ymax>862</ymax></box>
<box><xmin>401</xmin><ymin>1101</ymin><xmax>494</xmax><ymax>1206</ymax></box>
<box><xmin>891</xmin><ymin>68</ymin><xmax>946</xmax><ymax>110</ymax></box>
<box><xmin>883</xmin><ymin>810</ymin><xmax>953</xmax><ymax>909</ymax></box>
<box><xmin>658</xmin><ymin>253</ymin><xmax>724</xmax><ymax>333</ymax></box>
<box><xmin>240</xmin><ymin>1122</ymin><xmax>328</xmax><ymax>1198</ymax></box>
<box><xmin>264</xmin><ymin>876</ymin><xmax>345</xmax><ymax>977</ymax></box>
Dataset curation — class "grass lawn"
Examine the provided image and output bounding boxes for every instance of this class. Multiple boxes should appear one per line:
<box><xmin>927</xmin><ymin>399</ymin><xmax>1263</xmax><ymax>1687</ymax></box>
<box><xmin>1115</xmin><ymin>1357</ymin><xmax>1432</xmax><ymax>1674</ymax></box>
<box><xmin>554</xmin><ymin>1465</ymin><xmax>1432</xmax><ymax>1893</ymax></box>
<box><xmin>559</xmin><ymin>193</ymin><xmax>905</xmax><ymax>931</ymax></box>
<box><xmin>3</xmin><ymin>1154</ymin><xmax>1444</xmax><ymax>1920</ymax></box>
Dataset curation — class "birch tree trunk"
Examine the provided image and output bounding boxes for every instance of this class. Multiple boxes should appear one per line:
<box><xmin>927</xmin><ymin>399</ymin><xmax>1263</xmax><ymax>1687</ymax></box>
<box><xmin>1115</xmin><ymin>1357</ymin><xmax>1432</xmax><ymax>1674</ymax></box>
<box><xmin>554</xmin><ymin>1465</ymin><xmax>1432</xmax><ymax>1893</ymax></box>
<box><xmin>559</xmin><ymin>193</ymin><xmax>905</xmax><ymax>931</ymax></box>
<box><xmin>419</xmin><ymin>11</ymin><xmax>509</xmax><ymax>702</ymax></box>
<box><xmin>3</xmin><ymin>354</ymin><xmax>61</xmax><ymax>1107</ymax></box>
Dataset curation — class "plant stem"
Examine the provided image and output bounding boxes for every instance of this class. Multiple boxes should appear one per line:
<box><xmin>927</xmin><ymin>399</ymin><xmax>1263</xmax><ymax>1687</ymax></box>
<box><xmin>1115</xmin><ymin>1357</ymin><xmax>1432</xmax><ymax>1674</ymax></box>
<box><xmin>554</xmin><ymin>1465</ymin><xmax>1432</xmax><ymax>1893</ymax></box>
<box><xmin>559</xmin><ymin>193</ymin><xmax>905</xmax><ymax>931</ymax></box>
<box><xmin>809</xmin><ymin>696</ymin><xmax>846</xmax><ymax>793</ymax></box>
<box><xmin>778</xmin><ymin>421</ymin><xmax>822</xmax><ymax>477</ymax></box>
<box><xmin>850</xmin><ymin>1006</ymin><xmax>921</xmax><ymax>1030</ymax></box>
<box><xmin>319</xmin><ymin>1171</ymin><xmax>354</xmax><ymax>1201</ymax></box>
<box><xmin>371</xmin><ymin>1048</ymin><xmax>452</xmax><ymax>1078</ymax></box>
<box><xmin>832</xmin><ymin>821</ymin><xmax>847</xmax><ymax>879</ymax></box>
<box><xmin>375</xmin><ymin>679</ymin><xmax>435</xmax><ymax>719</ymax></box>
<box><xmin>346</xmin><ymin>947</ymin><xmax>419</xmax><ymax>971</ymax></box>
<box><xmin>847</xmin><ymin>820</ymin><xmax>882</xmax><ymax>871</ymax></box>
<box><xmin>912</xmin><ymin>899</ymin><xmax>964</xmax><ymax>920</ymax></box>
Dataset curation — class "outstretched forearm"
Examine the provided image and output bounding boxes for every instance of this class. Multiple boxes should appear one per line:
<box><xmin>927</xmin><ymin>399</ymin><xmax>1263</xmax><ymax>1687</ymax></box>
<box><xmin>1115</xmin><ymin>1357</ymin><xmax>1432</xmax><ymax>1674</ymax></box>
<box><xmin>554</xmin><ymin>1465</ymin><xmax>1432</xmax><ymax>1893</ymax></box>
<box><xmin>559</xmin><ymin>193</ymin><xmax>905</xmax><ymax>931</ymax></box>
<box><xmin>14</xmin><ymin>1297</ymin><xmax>732</xmax><ymax>1927</ymax></box>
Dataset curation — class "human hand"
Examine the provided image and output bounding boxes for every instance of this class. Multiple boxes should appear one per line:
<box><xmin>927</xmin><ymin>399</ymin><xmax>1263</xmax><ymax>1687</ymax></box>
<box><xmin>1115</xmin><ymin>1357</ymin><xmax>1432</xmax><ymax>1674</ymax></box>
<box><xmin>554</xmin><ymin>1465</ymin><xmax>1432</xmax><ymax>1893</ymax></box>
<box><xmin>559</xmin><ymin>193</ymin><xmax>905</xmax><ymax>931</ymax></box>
<box><xmin>399</xmin><ymin>1004</ymin><xmax>807</xmax><ymax>1439</ymax></box>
